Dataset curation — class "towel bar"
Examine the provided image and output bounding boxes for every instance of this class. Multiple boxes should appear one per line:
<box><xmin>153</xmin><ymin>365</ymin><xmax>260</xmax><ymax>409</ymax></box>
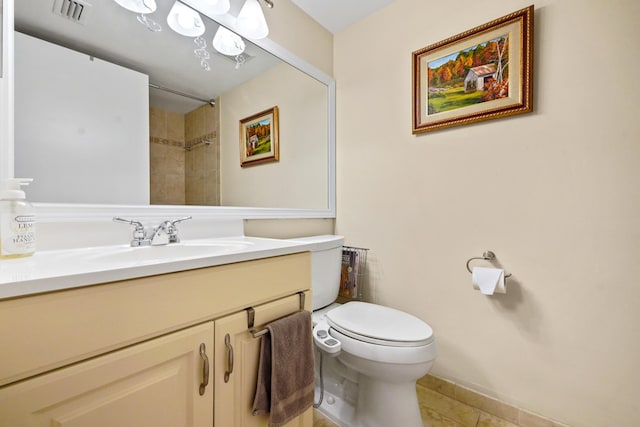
<box><xmin>247</xmin><ymin>291</ymin><xmax>306</xmax><ymax>338</ymax></box>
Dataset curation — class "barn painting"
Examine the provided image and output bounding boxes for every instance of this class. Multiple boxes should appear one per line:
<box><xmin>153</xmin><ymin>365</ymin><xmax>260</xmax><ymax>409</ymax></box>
<box><xmin>427</xmin><ymin>34</ymin><xmax>509</xmax><ymax>115</ymax></box>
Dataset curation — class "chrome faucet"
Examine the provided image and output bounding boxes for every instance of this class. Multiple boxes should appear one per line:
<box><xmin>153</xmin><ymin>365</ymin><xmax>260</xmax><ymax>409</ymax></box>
<box><xmin>113</xmin><ymin>216</ymin><xmax>192</xmax><ymax>246</ymax></box>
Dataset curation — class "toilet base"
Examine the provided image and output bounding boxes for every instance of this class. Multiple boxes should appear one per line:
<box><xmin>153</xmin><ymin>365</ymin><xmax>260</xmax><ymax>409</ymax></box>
<box><xmin>314</xmin><ymin>374</ymin><xmax>423</xmax><ymax>427</ymax></box>
<box><xmin>314</xmin><ymin>347</ymin><xmax>428</xmax><ymax>426</ymax></box>
<box><xmin>315</xmin><ymin>388</ymin><xmax>355</xmax><ymax>427</ymax></box>
<box><xmin>351</xmin><ymin>376</ymin><xmax>423</xmax><ymax>427</ymax></box>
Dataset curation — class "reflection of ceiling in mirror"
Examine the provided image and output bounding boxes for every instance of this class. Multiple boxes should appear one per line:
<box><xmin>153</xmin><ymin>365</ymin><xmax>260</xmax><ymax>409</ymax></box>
<box><xmin>14</xmin><ymin>0</ymin><xmax>280</xmax><ymax>113</ymax></box>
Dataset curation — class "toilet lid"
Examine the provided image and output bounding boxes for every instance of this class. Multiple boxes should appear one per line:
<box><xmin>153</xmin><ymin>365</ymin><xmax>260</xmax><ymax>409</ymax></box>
<box><xmin>326</xmin><ymin>302</ymin><xmax>433</xmax><ymax>347</ymax></box>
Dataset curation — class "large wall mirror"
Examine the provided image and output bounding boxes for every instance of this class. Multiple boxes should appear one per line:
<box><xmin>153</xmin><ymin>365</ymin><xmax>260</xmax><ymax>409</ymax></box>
<box><xmin>0</xmin><ymin>0</ymin><xmax>3</xmax><ymax>76</ymax></box>
<box><xmin>10</xmin><ymin>0</ymin><xmax>335</xmax><ymax>219</ymax></box>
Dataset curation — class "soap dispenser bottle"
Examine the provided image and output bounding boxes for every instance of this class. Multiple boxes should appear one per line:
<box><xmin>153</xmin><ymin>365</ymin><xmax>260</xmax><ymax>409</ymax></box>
<box><xmin>0</xmin><ymin>178</ymin><xmax>36</xmax><ymax>258</ymax></box>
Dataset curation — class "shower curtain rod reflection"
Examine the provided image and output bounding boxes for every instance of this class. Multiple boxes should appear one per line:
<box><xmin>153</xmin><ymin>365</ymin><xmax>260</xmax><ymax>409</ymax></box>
<box><xmin>149</xmin><ymin>83</ymin><xmax>216</xmax><ymax>107</ymax></box>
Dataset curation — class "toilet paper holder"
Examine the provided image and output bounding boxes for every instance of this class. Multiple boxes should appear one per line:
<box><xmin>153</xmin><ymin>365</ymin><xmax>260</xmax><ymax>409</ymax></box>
<box><xmin>466</xmin><ymin>251</ymin><xmax>512</xmax><ymax>278</ymax></box>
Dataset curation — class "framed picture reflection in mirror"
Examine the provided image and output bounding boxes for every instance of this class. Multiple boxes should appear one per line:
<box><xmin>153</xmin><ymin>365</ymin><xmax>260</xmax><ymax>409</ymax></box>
<box><xmin>239</xmin><ymin>106</ymin><xmax>279</xmax><ymax>167</ymax></box>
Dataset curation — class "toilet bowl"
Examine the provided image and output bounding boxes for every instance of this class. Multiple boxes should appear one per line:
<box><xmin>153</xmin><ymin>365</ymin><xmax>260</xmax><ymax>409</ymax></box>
<box><xmin>324</xmin><ymin>301</ymin><xmax>435</xmax><ymax>426</ymax></box>
<box><xmin>292</xmin><ymin>235</ymin><xmax>437</xmax><ymax>427</ymax></box>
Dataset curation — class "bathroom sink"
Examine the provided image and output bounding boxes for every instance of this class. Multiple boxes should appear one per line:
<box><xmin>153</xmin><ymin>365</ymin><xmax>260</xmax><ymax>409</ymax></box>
<box><xmin>85</xmin><ymin>240</ymin><xmax>252</xmax><ymax>265</ymax></box>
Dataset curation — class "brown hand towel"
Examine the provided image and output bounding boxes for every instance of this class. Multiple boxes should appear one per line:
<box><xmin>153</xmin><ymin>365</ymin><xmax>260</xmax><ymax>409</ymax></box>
<box><xmin>252</xmin><ymin>310</ymin><xmax>315</xmax><ymax>426</ymax></box>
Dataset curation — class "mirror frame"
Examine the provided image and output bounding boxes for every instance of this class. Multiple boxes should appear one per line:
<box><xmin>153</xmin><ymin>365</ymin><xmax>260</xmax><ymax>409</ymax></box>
<box><xmin>0</xmin><ymin>0</ymin><xmax>12</xmax><ymax>181</ymax></box>
<box><xmin>0</xmin><ymin>0</ymin><xmax>336</xmax><ymax>221</ymax></box>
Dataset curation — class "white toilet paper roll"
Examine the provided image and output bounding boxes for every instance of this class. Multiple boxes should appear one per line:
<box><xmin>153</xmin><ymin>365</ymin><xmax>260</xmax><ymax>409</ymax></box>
<box><xmin>472</xmin><ymin>267</ymin><xmax>506</xmax><ymax>295</ymax></box>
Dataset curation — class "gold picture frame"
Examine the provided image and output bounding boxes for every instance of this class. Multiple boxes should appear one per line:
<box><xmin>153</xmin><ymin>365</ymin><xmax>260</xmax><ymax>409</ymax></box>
<box><xmin>412</xmin><ymin>5</ymin><xmax>534</xmax><ymax>134</ymax></box>
<box><xmin>239</xmin><ymin>106</ymin><xmax>279</xmax><ymax>167</ymax></box>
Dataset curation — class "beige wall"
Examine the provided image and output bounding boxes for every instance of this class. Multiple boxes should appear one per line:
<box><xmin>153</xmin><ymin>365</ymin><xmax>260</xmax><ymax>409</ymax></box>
<box><xmin>264</xmin><ymin>0</ymin><xmax>333</xmax><ymax>76</ymax></box>
<box><xmin>334</xmin><ymin>1</ymin><xmax>640</xmax><ymax>426</ymax></box>
<box><xmin>242</xmin><ymin>0</ymin><xmax>333</xmax><ymax>234</ymax></box>
<box><xmin>220</xmin><ymin>62</ymin><xmax>328</xmax><ymax>209</ymax></box>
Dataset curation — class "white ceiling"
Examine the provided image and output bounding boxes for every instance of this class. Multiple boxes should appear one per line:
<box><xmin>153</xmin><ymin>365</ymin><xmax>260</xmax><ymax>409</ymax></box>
<box><xmin>291</xmin><ymin>0</ymin><xmax>395</xmax><ymax>34</ymax></box>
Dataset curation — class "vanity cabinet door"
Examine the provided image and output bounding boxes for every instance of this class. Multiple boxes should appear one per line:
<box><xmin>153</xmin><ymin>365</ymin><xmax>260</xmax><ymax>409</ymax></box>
<box><xmin>0</xmin><ymin>322</ymin><xmax>214</xmax><ymax>427</ymax></box>
<box><xmin>214</xmin><ymin>292</ymin><xmax>312</xmax><ymax>427</ymax></box>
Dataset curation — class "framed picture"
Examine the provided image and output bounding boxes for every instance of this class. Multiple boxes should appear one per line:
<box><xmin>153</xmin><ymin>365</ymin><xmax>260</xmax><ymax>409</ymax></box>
<box><xmin>239</xmin><ymin>106</ymin><xmax>279</xmax><ymax>167</ymax></box>
<box><xmin>412</xmin><ymin>5</ymin><xmax>533</xmax><ymax>134</ymax></box>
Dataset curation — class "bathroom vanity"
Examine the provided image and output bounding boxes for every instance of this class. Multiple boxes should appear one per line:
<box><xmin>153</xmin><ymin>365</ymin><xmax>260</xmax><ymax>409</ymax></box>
<box><xmin>0</xmin><ymin>240</ymin><xmax>315</xmax><ymax>427</ymax></box>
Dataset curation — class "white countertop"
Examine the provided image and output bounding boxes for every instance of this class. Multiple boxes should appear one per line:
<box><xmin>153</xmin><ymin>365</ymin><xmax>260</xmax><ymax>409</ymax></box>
<box><xmin>0</xmin><ymin>236</ymin><xmax>336</xmax><ymax>300</ymax></box>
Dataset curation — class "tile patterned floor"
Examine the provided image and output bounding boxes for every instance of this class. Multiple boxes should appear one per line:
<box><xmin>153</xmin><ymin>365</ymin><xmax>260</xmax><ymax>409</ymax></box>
<box><xmin>416</xmin><ymin>375</ymin><xmax>569</xmax><ymax>427</ymax></box>
<box><xmin>312</xmin><ymin>373</ymin><xmax>570</xmax><ymax>427</ymax></box>
<box><xmin>313</xmin><ymin>409</ymin><xmax>339</xmax><ymax>427</ymax></box>
<box><xmin>313</xmin><ymin>407</ymin><xmax>516</xmax><ymax>427</ymax></box>
<box><xmin>313</xmin><ymin>393</ymin><xmax>559</xmax><ymax>427</ymax></box>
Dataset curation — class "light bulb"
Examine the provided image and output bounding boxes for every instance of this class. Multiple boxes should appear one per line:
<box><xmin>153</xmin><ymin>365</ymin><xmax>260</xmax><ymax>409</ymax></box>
<box><xmin>113</xmin><ymin>0</ymin><xmax>157</xmax><ymax>14</ymax></box>
<box><xmin>177</xmin><ymin>12</ymin><xmax>194</xmax><ymax>29</ymax></box>
<box><xmin>167</xmin><ymin>1</ymin><xmax>205</xmax><ymax>37</ymax></box>
<box><xmin>212</xmin><ymin>26</ymin><xmax>245</xmax><ymax>56</ymax></box>
<box><xmin>236</xmin><ymin>0</ymin><xmax>268</xmax><ymax>39</ymax></box>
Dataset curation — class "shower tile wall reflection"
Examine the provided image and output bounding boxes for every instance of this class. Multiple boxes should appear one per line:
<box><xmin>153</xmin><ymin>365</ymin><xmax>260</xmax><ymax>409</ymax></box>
<box><xmin>150</xmin><ymin>107</ymin><xmax>185</xmax><ymax>205</ymax></box>
<box><xmin>185</xmin><ymin>104</ymin><xmax>220</xmax><ymax>206</ymax></box>
<box><xmin>149</xmin><ymin>103</ymin><xmax>220</xmax><ymax>206</ymax></box>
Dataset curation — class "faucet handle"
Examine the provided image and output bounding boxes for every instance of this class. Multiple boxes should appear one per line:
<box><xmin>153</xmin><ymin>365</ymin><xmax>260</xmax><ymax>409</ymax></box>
<box><xmin>169</xmin><ymin>216</ymin><xmax>192</xmax><ymax>226</ymax></box>
<box><xmin>113</xmin><ymin>217</ymin><xmax>149</xmax><ymax>246</ymax></box>
<box><xmin>165</xmin><ymin>216</ymin><xmax>192</xmax><ymax>243</ymax></box>
<box><xmin>113</xmin><ymin>216</ymin><xmax>144</xmax><ymax>231</ymax></box>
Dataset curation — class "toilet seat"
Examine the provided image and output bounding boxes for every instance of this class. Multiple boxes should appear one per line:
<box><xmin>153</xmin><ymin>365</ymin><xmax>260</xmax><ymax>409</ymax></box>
<box><xmin>329</xmin><ymin>327</ymin><xmax>436</xmax><ymax>365</ymax></box>
<box><xmin>326</xmin><ymin>302</ymin><xmax>433</xmax><ymax>347</ymax></box>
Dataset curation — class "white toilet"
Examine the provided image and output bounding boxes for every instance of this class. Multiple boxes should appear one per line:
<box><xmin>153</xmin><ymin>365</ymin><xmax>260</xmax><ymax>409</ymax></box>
<box><xmin>294</xmin><ymin>235</ymin><xmax>437</xmax><ymax>427</ymax></box>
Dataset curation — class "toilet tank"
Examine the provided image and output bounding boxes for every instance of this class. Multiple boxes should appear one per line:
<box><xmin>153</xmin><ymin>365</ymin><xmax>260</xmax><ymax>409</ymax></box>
<box><xmin>289</xmin><ymin>235</ymin><xmax>344</xmax><ymax>310</ymax></box>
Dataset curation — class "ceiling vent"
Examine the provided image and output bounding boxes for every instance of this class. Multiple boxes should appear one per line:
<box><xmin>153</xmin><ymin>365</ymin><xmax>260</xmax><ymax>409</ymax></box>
<box><xmin>215</xmin><ymin>52</ymin><xmax>255</xmax><ymax>67</ymax></box>
<box><xmin>52</xmin><ymin>0</ymin><xmax>91</xmax><ymax>25</ymax></box>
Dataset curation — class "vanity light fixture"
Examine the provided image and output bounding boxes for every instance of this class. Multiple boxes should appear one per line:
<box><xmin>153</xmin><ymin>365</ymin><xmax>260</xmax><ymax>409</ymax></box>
<box><xmin>167</xmin><ymin>1</ymin><xmax>206</xmax><ymax>37</ymax></box>
<box><xmin>112</xmin><ymin>0</ymin><xmax>270</xmax><ymax>69</ymax></box>
<box><xmin>236</xmin><ymin>0</ymin><xmax>269</xmax><ymax>39</ymax></box>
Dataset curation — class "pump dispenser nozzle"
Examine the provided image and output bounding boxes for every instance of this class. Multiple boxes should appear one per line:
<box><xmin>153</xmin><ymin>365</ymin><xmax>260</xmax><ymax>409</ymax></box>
<box><xmin>0</xmin><ymin>178</ymin><xmax>33</xmax><ymax>200</ymax></box>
